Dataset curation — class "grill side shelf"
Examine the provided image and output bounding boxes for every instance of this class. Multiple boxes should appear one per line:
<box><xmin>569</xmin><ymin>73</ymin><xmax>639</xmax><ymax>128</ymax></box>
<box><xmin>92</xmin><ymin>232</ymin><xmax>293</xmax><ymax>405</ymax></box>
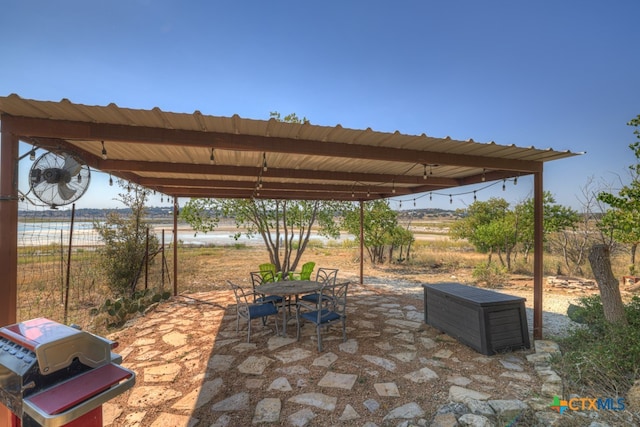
<box><xmin>22</xmin><ymin>363</ymin><xmax>135</xmax><ymax>427</ymax></box>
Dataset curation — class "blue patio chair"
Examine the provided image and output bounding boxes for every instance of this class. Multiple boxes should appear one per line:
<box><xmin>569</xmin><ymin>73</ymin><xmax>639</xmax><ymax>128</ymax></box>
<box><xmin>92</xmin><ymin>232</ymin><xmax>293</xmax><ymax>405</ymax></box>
<box><xmin>228</xmin><ymin>280</ymin><xmax>279</xmax><ymax>342</ymax></box>
<box><xmin>296</xmin><ymin>281</ymin><xmax>349</xmax><ymax>352</ymax></box>
<box><xmin>299</xmin><ymin>267</ymin><xmax>338</xmax><ymax>305</ymax></box>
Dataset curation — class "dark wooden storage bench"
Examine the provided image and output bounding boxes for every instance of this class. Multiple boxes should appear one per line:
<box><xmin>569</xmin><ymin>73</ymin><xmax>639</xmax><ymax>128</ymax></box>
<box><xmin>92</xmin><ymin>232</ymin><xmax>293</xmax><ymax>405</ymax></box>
<box><xmin>423</xmin><ymin>283</ymin><xmax>530</xmax><ymax>355</ymax></box>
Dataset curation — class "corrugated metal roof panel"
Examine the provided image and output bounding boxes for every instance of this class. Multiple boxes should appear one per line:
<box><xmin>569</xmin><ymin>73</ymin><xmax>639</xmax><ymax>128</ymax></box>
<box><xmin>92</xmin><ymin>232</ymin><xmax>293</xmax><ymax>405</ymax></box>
<box><xmin>0</xmin><ymin>95</ymin><xmax>582</xmax><ymax>201</ymax></box>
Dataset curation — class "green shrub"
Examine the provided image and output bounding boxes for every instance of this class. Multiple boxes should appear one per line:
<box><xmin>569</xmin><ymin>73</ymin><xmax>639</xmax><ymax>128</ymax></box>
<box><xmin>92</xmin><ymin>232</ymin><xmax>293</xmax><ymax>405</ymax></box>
<box><xmin>555</xmin><ymin>296</ymin><xmax>640</xmax><ymax>396</ymax></box>
<box><xmin>472</xmin><ymin>261</ymin><xmax>509</xmax><ymax>288</ymax></box>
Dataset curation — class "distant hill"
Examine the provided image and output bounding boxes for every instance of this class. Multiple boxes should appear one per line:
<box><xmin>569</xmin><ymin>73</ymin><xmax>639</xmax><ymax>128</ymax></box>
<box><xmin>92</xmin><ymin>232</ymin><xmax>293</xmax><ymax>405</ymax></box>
<box><xmin>19</xmin><ymin>206</ymin><xmax>458</xmax><ymax>220</ymax></box>
<box><xmin>18</xmin><ymin>207</ymin><xmax>175</xmax><ymax>220</ymax></box>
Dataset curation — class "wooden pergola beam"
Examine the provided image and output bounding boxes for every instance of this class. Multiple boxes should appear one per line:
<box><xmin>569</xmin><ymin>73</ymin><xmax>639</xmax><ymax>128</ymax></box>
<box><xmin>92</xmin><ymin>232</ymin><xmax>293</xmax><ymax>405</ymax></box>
<box><xmin>6</xmin><ymin>116</ymin><xmax>543</xmax><ymax>172</ymax></box>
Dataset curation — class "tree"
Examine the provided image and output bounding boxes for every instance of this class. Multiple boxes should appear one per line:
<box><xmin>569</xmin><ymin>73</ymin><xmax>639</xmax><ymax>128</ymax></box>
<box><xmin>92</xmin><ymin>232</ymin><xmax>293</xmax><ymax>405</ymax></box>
<box><xmin>451</xmin><ymin>194</ymin><xmax>579</xmax><ymax>271</ymax></box>
<box><xmin>516</xmin><ymin>191</ymin><xmax>580</xmax><ymax>264</ymax></box>
<box><xmin>588</xmin><ymin>244</ymin><xmax>628</xmax><ymax>325</ymax></box>
<box><xmin>181</xmin><ymin>198</ymin><xmax>346</xmax><ymax>276</ymax></box>
<box><xmin>94</xmin><ymin>181</ymin><xmax>159</xmax><ymax>297</ymax></box>
<box><xmin>342</xmin><ymin>200</ymin><xmax>406</xmax><ymax>264</ymax></box>
<box><xmin>180</xmin><ymin>112</ymin><xmax>349</xmax><ymax>276</ymax></box>
<box><xmin>449</xmin><ymin>198</ymin><xmax>513</xmax><ymax>265</ymax></box>
<box><xmin>597</xmin><ymin>115</ymin><xmax>640</xmax><ymax>274</ymax></box>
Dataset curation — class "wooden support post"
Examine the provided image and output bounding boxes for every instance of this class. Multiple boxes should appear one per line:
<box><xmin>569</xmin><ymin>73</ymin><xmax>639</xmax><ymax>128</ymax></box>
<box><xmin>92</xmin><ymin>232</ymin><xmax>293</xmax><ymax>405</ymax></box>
<box><xmin>173</xmin><ymin>196</ymin><xmax>178</xmax><ymax>296</ymax></box>
<box><xmin>0</xmin><ymin>125</ymin><xmax>19</xmax><ymax>427</ymax></box>
<box><xmin>533</xmin><ymin>171</ymin><xmax>544</xmax><ymax>339</ymax></box>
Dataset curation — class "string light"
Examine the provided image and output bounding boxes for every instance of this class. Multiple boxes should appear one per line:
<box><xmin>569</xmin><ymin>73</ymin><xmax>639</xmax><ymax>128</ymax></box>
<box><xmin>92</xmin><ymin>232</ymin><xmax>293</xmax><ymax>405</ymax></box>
<box><xmin>77</xmin><ymin>174</ymin><xmax>82</xmax><ymax>183</ymax></box>
<box><xmin>367</xmin><ymin>189</ymin><xmax>370</xmax><ymax>198</ymax></box>
<box><xmin>262</xmin><ymin>153</ymin><xmax>268</xmax><ymax>172</ymax></box>
<box><xmin>101</xmin><ymin>141</ymin><xmax>107</xmax><ymax>160</ymax></box>
<box><xmin>108</xmin><ymin>174</ymin><xmax>113</xmax><ymax>186</ymax></box>
<box><xmin>481</xmin><ymin>168</ymin><xmax>486</xmax><ymax>182</ymax></box>
<box><xmin>502</xmin><ymin>179</ymin><xmax>506</xmax><ymax>191</ymax></box>
<box><xmin>429</xmin><ymin>192</ymin><xmax>432</xmax><ymax>201</ymax></box>
<box><xmin>399</xmin><ymin>200</ymin><xmax>402</xmax><ymax>208</ymax></box>
<box><xmin>160</xmin><ymin>195</ymin><xmax>164</xmax><ymax>203</ymax></box>
<box><xmin>514</xmin><ymin>175</ymin><xmax>518</xmax><ymax>185</ymax></box>
<box><xmin>473</xmin><ymin>191</ymin><xmax>477</xmax><ymax>201</ymax></box>
<box><xmin>209</xmin><ymin>148</ymin><xmax>215</xmax><ymax>164</ymax></box>
<box><xmin>392</xmin><ymin>180</ymin><xmax>396</xmax><ymax>194</ymax></box>
<box><xmin>352</xmin><ymin>190</ymin><xmax>355</xmax><ymax>198</ymax></box>
<box><xmin>29</xmin><ymin>149</ymin><xmax>36</xmax><ymax>161</ymax></box>
<box><xmin>423</xmin><ymin>164</ymin><xmax>427</xmax><ymax>180</ymax></box>
<box><xmin>449</xmin><ymin>194</ymin><xmax>453</xmax><ymax>204</ymax></box>
<box><xmin>413</xmin><ymin>199</ymin><xmax>416</xmax><ymax>207</ymax></box>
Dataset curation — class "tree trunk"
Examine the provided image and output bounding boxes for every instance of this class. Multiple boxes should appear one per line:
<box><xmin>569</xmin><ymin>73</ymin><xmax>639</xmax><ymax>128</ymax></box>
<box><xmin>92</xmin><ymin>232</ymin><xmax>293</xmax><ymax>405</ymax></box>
<box><xmin>588</xmin><ymin>244</ymin><xmax>628</xmax><ymax>325</ymax></box>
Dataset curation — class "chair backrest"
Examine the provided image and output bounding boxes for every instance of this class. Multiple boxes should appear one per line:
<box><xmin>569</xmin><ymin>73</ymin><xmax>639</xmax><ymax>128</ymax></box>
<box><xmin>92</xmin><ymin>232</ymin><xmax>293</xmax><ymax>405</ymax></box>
<box><xmin>316</xmin><ymin>267</ymin><xmax>338</xmax><ymax>285</ymax></box>
<box><xmin>299</xmin><ymin>261</ymin><xmax>316</xmax><ymax>280</ymax></box>
<box><xmin>321</xmin><ymin>281</ymin><xmax>349</xmax><ymax>315</ymax></box>
<box><xmin>258</xmin><ymin>263</ymin><xmax>278</xmax><ymax>281</ymax></box>
<box><xmin>228</xmin><ymin>280</ymin><xmax>249</xmax><ymax>316</ymax></box>
<box><xmin>251</xmin><ymin>270</ymin><xmax>275</xmax><ymax>286</ymax></box>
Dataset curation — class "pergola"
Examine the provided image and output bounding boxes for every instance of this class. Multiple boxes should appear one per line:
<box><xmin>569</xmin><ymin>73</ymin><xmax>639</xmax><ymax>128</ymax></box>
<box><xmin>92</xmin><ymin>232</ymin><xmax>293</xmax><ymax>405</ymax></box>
<box><xmin>0</xmin><ymin>94</ymin><xmax>581</xmax><ymax>341</ymax></box>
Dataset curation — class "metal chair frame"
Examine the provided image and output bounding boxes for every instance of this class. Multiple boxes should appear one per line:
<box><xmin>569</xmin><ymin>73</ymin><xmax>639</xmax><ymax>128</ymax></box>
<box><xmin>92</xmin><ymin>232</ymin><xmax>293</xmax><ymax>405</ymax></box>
<box><xmin>296</xmin><ymin>281</ymin><xmax>349</xmax><ymax>351</ymax></box>
<box><xmin>228</xmin><ymin>280</ymin><xmax>279</xmax><ymax>342</ymax></box>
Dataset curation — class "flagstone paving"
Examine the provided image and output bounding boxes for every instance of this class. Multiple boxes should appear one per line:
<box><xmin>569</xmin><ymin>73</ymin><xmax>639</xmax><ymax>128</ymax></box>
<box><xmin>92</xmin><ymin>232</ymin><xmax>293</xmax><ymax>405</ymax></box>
<box><xmin>102</xmin><ymin>283</ymin><xmax>568</xmax><ymax>426</ymax></box>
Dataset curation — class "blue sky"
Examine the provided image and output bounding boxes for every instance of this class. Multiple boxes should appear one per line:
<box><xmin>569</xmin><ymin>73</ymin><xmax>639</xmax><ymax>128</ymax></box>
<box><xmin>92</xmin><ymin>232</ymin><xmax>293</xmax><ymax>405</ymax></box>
<box><xmin>1</xmin><ymin>1</ymin><xmax>639</xmax><ymax>212</ymax></box>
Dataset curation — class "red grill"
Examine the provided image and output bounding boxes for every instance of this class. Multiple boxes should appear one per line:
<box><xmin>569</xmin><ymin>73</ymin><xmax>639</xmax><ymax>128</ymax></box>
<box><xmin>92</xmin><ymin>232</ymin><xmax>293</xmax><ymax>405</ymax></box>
<box><xmin>0</xmin><ymin>318</ymin><xmax>135</xmax><ymax>427</ymax></box>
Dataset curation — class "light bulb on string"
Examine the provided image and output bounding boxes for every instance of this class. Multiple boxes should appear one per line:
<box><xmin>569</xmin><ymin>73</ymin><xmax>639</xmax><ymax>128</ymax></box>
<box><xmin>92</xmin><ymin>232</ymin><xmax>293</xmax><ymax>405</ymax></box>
<box><xmin>392</xmin><ymin>180</ymin><xmax>396</xmax><ymax>194</ymax></box>
<box><xmin>423</xmin><ymin>164</ymin><xmax>427</xmax><ymax>180</ymax></box>
<box><xmin>429</xmin><ymin>192</ymin><xmax>432</xmax><ymax>201</ymax></box>
<box><xmin>514</xmin><ymin>175</ymin><xmax>518</xmax><ymax>186</ymax></box>
<box><xmin>101</xmin><ymin>141</ymin><xmax>107</xmax><ymax>160</ymax></box>
<box><xmin>108</xmin><ymin>174</ymin><xmax>113</xmax><ymax>186</ymax></box>
<box><xmin>351</xmin><ymin>190</ymin><xmax>355</xmax><ymax>198</ymax></box>
<box><xmin>399</xmin><ymin>200</ymin><xmax>402</xmax><ymax>209</ymax></box>
<box><xmin>473</xmin><ymin>191</ymin><xmax>477</xmax><ymax>201</ymax></box>
<box><xmin>413</xmin><ymin>199</ymin><xmax>416</xmax><ymax>207</ymax></box>
<box><xmin>481</xmin><ymin>168</ymin><xmax>486</xmax><ymax>182</ymax></box>
<box><xmin>502</xmin><ymin>179</ymin><xmax>506</xmax><ymax>191</ymax></box>
<box><xmin>209</xmin><ymin>148</ymin><xmax>215</xmax><ymax>164</ymax></box>
<box><xmin>367</xmin><ymin>189</ymin><xmax>370</xmax><ymax>198</ymax></box>
<box><xmin>262</xmin><ymin>153</ymin><xmax>268</xmax><ymax>172</ymax></box>
<box><xmin>449</xmin><ymin>194</ymin><xmax>453</xmax><ymax>204</ymax></box>
<box><xmin>29</xmin><ymin>149</ymin><xmax>36</xmax><ymax>161</ymax></box>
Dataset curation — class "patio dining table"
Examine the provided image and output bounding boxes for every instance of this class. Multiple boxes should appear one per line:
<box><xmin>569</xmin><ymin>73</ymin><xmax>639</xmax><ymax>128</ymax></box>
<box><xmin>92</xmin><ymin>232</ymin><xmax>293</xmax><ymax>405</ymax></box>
<box><xmin>259</xmin><ymin>280</ymin><xmax>322</xmax><ymax>336</ymax></box>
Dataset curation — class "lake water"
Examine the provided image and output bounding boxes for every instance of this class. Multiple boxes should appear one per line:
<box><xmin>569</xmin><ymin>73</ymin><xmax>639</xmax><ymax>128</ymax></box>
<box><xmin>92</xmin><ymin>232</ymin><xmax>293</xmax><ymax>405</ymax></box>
<box><xmin>17</xmin><ymin>221</ymin><xmax>354</xmax><ymax>247</ymax></box>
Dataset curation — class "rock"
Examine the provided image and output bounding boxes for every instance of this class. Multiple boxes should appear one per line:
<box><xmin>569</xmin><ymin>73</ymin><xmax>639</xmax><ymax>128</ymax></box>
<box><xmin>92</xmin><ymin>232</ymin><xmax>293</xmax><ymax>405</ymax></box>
<box><xmin>487</xmin><ymin>399</ymin><xmax>528</xmax><ymax>418</ymax></box>
<box><xmin>627</xmin><ymin>379</ymin><xmax>640</xmax><ymax>412</ymax></box>
<box><xmin>449</xmin><ymin>385</ymin><xmax>491</xmax><ymax>402</ymax></box>
<box><xmin>458</xmin><ymin>413</ymin><xmax>494</xmax><ymax>426</ymax></box>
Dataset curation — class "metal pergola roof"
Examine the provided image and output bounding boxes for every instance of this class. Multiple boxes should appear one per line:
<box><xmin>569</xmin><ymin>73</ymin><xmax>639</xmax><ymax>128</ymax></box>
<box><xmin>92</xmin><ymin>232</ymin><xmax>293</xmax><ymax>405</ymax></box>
<box><xmin>0</xmin><ymin>94</ymin><xmax>584</xmax><ymax>343</ymax></box>
<box><xmin>0</xmin><ymin>94</ymin><xmax>579</xmax><ymax>202</ymax></box>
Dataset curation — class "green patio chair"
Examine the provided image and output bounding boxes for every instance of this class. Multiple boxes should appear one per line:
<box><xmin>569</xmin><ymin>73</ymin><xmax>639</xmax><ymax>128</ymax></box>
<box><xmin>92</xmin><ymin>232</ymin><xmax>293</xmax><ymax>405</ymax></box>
<box><xmin>289</xmin><ymin>261</ymin><xmax>316</xmax><ymax>281</ymax></box>
<box><xmin>259</xmin><ymin>262</ymin><xmax>282</xmax><ymax>281</ymax></box>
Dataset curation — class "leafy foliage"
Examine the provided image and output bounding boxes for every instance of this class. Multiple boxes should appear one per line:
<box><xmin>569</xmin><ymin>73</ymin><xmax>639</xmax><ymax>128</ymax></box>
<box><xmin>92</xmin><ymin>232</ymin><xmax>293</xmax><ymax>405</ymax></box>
<box><xmin>342</xmin><ymin>200</ymin><xmax>413</xmax><ymax>264</ymax></box>
<box><xmin>181</xmin><ymin>198</ymin><xmax>347</xmax><ymax>275</ymax></box>
<box><xmin>93</xmin><ymin>181</ymin><xmax>159</xmax><ymax>297</ymax></box>
<box><xmin>556</xmin><ymin>295</ymin><xmax>640</xmax><ymax>396</ymax></box>
<box><xmin>449</xmin><ymin>193</ymin><xmax>578</xmax><ymax>271</ymax></box>
<box><xmin>597</xmin><ymin>116</ymin><xmax>640</xmax><ymax>273</ymax></box>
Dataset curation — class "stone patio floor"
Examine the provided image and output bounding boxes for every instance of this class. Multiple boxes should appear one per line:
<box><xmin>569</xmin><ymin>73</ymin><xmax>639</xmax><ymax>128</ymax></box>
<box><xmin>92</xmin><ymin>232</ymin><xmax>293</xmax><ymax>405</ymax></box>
<box><xmin>101</xmin><ymin>282</ymin><xmax>552</xmax><ymax>426</ymax></box>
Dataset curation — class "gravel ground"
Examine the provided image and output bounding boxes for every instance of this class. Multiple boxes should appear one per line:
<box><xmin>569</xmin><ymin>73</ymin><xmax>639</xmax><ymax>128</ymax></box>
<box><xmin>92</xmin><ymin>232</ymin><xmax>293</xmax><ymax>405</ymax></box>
<box><xmin>343</xmin><ymin>273</ymin><xmax>583</xmax><ymax>339</ymax></box>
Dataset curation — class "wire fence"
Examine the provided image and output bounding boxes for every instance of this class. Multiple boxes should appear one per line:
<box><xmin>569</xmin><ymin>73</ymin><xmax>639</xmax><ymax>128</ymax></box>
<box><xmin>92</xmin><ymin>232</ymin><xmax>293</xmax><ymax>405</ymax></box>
<box><xmin>17</xmin><ymin>201</ymin><xmax>174</xmax><ymax>331</ymax></box>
